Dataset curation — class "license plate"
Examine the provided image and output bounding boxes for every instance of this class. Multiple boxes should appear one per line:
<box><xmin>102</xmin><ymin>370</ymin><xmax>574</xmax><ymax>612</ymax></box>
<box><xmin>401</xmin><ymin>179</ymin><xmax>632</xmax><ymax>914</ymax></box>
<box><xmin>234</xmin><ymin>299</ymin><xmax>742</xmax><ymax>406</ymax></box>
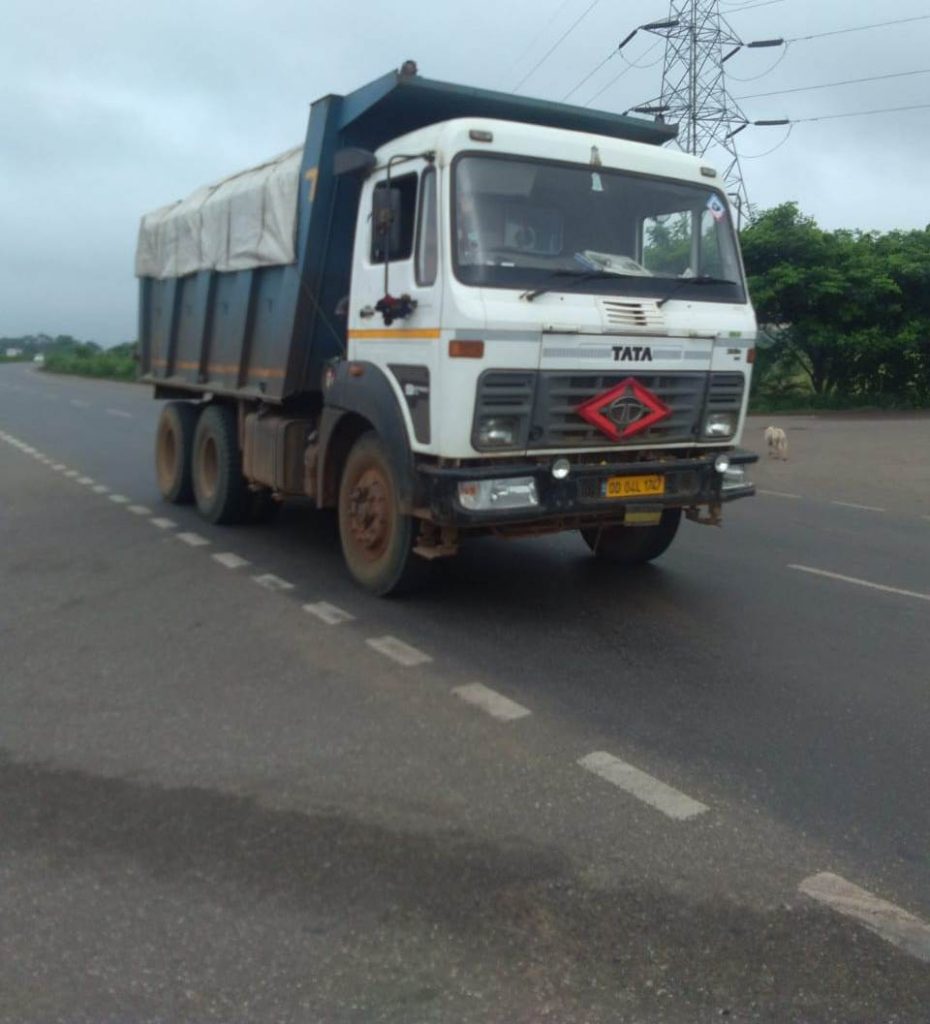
<box><xmin>604</xmin><ymin>474</ymin><xmax>665</xmax><ymax>499</ymax></box>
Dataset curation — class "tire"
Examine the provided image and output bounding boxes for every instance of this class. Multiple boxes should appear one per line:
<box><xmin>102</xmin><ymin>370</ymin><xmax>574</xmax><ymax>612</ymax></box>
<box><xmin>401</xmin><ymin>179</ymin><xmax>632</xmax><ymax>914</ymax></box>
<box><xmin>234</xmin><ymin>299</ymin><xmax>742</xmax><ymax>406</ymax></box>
<box><xmin>192</xmin><ymin>404</ymin><xmax>249</xmax><ymax>524</ymax></box>
<box><xmin>337</xmin><ymin>431</ymin><xmax>427</xmax><ymax>596</ymax></box>
<box><xmin>155</xmin><ymin>401</ymin><xmax>198</xmax><ymax>504</ymax></box>
<box><xmin>581</xmin><ymin>508</ymin><xmax>682</xmax><ymax>565</ymax></box>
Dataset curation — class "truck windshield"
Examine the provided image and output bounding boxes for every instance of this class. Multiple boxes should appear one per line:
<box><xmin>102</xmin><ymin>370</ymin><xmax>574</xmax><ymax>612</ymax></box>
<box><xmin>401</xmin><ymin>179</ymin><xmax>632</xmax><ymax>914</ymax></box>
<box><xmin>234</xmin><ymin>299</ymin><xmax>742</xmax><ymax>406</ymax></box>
<box><xmin>453</xmin><ymin>154</ymin><xmax>746</xmax><ymax>305</ymax></box>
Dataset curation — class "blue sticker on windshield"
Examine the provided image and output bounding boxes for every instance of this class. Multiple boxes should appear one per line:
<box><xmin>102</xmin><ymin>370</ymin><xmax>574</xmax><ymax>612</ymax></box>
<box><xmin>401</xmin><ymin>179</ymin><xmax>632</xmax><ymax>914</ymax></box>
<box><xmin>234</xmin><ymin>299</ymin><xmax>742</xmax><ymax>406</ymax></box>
<box><xmin>707</xmin><ymin>194</ymin><xmax>726</xmax><ymax>222</ymax></box>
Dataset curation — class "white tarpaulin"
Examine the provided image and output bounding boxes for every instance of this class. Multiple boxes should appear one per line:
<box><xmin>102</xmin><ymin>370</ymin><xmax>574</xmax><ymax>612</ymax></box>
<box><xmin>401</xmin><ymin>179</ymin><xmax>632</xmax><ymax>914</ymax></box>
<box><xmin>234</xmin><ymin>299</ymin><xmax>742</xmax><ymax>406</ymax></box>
<box><xmin>135</xmin><ymin>146</ymin><xmax>302</xmax><ymax>279</ymax></box>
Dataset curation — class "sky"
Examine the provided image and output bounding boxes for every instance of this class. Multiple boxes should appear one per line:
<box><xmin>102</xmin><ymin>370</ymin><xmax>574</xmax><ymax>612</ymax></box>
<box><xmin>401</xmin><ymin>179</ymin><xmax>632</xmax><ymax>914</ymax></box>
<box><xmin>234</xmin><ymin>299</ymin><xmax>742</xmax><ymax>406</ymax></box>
<box><xmin>2</xmin><ymin>0</ymin><xmax>930</xmax><ymax>346</ymax></box>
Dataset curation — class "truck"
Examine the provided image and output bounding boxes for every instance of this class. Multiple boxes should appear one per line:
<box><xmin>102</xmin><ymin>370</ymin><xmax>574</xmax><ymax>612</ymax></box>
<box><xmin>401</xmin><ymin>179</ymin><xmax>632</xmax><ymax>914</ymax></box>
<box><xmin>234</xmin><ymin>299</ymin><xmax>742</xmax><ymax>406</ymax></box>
<box><xmin>136</xmin><ymin>62</ymin><xmax>757</xmax><ymax>595</ymax></box>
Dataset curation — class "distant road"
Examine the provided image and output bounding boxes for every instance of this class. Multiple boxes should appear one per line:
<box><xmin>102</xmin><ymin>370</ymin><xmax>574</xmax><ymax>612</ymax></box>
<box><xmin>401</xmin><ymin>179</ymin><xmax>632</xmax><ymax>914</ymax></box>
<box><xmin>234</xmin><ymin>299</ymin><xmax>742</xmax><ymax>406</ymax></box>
<box><xmin>2</xmin><ymin>361</ymin><xmax>928</xmax><ymax>1022</ymax></box>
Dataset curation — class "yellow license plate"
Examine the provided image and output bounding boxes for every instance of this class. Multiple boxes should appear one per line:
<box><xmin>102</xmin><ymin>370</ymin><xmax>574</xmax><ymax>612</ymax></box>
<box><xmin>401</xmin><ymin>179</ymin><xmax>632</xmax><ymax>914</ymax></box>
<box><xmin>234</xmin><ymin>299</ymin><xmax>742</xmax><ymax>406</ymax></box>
<box><xmin>604</xmin><ymin>474</ymin><xmax>665</xmax><ymax>498</ymax></box>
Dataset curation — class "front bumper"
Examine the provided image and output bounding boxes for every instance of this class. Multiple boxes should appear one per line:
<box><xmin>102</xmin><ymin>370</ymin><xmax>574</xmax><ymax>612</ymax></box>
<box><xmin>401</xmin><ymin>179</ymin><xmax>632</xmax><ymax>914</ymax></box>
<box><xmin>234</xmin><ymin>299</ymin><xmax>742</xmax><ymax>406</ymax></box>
<box><xmin>419</xmin><ymin>449</ymin><xmax>757</xmax><ymax>528</ymax></box>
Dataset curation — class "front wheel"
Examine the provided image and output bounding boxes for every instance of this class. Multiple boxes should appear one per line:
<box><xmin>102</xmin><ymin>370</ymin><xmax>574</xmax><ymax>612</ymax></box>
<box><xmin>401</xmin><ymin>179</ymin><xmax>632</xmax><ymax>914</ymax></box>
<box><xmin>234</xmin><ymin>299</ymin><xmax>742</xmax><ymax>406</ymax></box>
<box><xmin>337</xmin><ymin>432</ymin><xmax>426</xmax><ymax>596</ymax></box>
<box><xmin>581</xmin><ymin>509</ymin><xmax>682</xmax><ymax>565</ymax></box>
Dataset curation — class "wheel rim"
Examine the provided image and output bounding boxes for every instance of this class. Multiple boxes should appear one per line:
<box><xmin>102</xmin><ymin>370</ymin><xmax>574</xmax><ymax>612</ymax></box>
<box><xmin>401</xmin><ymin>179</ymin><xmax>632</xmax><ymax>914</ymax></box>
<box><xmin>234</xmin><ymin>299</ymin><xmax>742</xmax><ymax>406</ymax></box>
<box><xmin>346</xmin><ymin>465</ymin><xmax>392</xmax><ymax>563</ymax></box>
<box><xmin>198</xmin><ymin>434</ymin><xmax>219</xmax><ymax>501</ymax></box>
<box><xmin>156</xmin><ymin>419</ymin><xmax>177</xmax><ymax>493</ymax></box>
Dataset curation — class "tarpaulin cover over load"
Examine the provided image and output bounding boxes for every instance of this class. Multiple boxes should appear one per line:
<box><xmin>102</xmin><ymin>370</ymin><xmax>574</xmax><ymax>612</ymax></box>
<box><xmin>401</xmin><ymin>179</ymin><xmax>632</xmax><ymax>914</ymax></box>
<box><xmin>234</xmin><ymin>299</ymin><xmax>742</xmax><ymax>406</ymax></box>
<box><xmin>134</xmin><ymin>146</ymin><xmax>302</xmax><ymax>279</ymax></box>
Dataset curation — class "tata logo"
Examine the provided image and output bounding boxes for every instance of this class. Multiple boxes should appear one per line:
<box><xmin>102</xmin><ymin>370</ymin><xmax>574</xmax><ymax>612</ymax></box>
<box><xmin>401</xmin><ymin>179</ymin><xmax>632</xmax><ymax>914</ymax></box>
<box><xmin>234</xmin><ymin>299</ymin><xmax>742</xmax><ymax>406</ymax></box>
<box><xmin>612</xmin><ymin>345</ymin><xmax>653</xmax><ymax>363</ymax></box>
<box><xmin>607</xmin><ymin>394</ymin><xmax>647</xmax><ymax>429</ymax></box>
<box><xmin>576</xmin><ymin>378</ymin><xmax>671</xmax><ymax>442</ymax></box>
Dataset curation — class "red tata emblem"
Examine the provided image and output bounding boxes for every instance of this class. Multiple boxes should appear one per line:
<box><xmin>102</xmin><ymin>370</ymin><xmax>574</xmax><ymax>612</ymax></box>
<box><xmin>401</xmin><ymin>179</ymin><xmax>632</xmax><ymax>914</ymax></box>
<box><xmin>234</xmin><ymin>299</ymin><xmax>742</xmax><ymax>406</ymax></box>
<box><xmin>576</xmin><ymin>377</ymin><xmax>671</xmax><ymax>442</ymax></box>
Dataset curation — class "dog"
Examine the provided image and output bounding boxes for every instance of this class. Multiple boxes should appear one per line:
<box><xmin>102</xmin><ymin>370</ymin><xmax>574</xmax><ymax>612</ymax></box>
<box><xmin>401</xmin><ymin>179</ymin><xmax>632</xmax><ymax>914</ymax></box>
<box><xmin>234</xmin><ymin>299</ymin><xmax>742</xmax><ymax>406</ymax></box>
<box><xmin>764</xmin><ymin>425</ymin><xmax>789</xmax><ymax>460</ymax></box>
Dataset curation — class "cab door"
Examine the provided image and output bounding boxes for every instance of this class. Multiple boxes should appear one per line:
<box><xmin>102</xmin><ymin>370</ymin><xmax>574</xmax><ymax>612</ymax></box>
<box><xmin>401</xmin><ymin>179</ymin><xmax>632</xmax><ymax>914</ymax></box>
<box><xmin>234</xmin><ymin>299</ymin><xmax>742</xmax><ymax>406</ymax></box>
<box><xmin>348</xmin><ymin>160</ymin><xmax>442</xmax><ymax>453</ymax></box>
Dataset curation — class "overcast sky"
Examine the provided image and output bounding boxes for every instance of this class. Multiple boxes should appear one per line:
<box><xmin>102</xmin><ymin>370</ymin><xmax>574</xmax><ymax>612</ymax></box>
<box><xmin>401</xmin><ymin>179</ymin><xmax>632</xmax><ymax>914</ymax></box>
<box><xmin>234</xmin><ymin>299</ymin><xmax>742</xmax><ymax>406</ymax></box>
<box><xmin>3</xmin><ymin>0</ymin><xmax>929</xmax><ymax>346</ymax></box>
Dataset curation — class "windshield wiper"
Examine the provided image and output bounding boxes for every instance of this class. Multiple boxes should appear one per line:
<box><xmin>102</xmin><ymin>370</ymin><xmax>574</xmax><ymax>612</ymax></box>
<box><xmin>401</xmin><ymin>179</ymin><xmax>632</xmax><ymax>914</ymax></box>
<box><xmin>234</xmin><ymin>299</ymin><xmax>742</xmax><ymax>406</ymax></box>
<box><xmin>656</xmin><ymin>275</ymin><xmax>738</xmax><ymax>308</ymax></box>
<box><xmin>520</xmin><ymin>270</ymin><xmax>637</xmax><ymax>302</ymax></box>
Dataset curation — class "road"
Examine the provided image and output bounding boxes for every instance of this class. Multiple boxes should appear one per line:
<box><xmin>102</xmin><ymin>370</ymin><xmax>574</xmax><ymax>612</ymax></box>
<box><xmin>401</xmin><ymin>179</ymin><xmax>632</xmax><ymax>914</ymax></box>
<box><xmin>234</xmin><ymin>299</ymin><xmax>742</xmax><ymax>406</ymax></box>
<box><xmin>1</xmin><ymin>360</ymin><xmax>928</xmax><ymax>1023</ymax></box>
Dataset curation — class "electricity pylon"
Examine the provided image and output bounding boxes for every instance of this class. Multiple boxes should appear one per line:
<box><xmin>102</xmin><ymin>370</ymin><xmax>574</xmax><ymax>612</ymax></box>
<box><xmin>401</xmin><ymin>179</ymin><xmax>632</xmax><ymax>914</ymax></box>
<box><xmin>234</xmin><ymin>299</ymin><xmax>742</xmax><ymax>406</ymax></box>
<box><xmin>624</xmin><ymin>1</ymin><xmax>780</xmax><ymax>219</ymax></box>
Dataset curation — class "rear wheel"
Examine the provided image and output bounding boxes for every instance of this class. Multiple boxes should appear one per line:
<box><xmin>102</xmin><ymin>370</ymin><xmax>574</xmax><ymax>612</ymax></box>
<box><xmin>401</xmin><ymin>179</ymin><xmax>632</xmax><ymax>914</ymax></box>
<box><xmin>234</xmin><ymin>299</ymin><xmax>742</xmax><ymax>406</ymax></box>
<box><xmin>338</xmin><ymin>431</ymin><xmax>426</xmax><ymax>596</ymax></box>
<box><xmin>192</xmin><ymin>404</ymin><xmax>249</xmax><ymax>524</ymax></box>
<box><xmin>581</xmin><ymin>508</ymin><xmax>682</xmax><ymax>565</ymax></box>
<box><xmin>155</xmin><ymin>401</ymin><xmax>198</xmax><ymax>504</ymax></box>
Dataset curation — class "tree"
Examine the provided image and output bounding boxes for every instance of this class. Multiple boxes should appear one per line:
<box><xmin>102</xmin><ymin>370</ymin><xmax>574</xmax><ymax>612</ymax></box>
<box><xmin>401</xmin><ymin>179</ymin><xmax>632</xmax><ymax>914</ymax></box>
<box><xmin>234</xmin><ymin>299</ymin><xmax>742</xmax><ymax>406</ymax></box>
<box><xmin>741</xmin><ymin>204</ymin><xmax>902</xmax><ymax>397</ymax></box>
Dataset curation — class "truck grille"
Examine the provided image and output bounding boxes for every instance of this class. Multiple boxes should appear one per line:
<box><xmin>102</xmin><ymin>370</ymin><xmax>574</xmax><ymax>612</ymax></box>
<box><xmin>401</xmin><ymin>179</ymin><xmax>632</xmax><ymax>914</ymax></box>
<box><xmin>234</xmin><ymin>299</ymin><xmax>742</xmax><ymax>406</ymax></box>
<box><xmin>473</xmin><ymin>370</ymin><xmax>744</xmax><ymax>450</ymax></box>
<box><xmin>599</xmin><ymin>299</ymin><xmax>665</xmax><ymax>331</ymax></box>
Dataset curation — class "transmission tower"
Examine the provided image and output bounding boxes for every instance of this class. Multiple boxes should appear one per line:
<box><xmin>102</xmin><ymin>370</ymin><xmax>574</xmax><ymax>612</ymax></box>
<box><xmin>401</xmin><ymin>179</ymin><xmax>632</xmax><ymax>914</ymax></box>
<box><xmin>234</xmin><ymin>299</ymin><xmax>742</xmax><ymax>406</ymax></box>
<box><xmin>625</xmin><ymin>2</ymin><xmax>779</xmax><ymax>219</ymax></box>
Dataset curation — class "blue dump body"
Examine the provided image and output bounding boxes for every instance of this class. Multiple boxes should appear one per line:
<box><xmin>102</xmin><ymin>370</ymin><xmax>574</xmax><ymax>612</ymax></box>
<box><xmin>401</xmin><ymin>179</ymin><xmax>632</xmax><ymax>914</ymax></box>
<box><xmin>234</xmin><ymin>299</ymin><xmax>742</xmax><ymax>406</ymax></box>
<box><xmin>138</xmin><ymin>68</ymin><xmax>675</xmax><ymax>405</ymax></box>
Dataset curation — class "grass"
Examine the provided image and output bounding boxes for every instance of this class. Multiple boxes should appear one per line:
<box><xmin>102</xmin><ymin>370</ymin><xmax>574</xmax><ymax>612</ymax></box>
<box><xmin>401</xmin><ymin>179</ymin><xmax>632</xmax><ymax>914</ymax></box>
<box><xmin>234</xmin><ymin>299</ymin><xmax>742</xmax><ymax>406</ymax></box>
<box><xmin>42</xmin><ymin>348</ymin><xmax>137</xmax><ymax>381</ymax></box>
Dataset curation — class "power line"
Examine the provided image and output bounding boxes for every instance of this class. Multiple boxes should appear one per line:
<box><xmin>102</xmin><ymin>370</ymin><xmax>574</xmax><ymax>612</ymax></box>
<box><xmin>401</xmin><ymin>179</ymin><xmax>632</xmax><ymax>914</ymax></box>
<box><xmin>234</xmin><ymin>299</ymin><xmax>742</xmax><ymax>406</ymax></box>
<box><xmin>509</xmin><ymin>0</ymin><xmax>576</xmax><ymax>77</ymax></box>
<box><xmin>722</xmin><ymin>0</ymin><xmax>786</xmax><ymax>12</ymax></box>
<box><xmin>738</xmin><ymin>67</ymin><xmax>930</xmax><ymax>101</ymax></box>
<box><xmin>583</xmin><ymin>39</ymin><xmax>663</xmax><ymax>106</ymax></box>
<box><xmin>791</xmin><ymin>102</ymin><xmax>930</xmax><ymax>124</ymax></box>
<box><xmin>788</xmin><ymin>14</ymin><xmax>930</xmax><ymax>44</ymax></box>
<box><xmin>563</xmin><ymin>48</ymin><xmax>617</xmax><ymax>101</ymax></box>
<box><xmin>513</xmin><ymin>0</ymin><xmax>601</xmax><ymax>92</ymax></box>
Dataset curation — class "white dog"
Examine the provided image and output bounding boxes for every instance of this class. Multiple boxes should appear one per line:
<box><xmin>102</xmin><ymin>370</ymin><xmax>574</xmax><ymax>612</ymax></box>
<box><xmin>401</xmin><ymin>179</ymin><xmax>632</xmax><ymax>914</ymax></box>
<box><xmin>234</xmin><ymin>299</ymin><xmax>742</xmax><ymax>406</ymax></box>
<box><xmin>764</xmin><ymin>425</ymin><xmax>789</xmax><ymax>460</ymax></box>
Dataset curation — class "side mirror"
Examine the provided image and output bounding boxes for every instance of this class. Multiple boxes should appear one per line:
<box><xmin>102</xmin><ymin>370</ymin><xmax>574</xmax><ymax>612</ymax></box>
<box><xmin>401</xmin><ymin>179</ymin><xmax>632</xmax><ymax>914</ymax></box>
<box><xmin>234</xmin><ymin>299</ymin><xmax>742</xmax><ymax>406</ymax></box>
<box><xmin>333</xmin><ymin>148</ymin><xmax>377</xmax><ymax>177</ymax></box>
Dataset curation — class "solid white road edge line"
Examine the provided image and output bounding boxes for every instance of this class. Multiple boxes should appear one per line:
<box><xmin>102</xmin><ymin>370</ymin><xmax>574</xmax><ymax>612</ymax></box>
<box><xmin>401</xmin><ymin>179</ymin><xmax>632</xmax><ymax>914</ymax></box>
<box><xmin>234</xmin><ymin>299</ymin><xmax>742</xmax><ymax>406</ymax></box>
<box><xmin>365</xmin><ymin>636</ymin><xmax>432</xmax><ymax>667</ymax></box>
<box><xmin>831</xmin><ymin>500</ymin><xmax>886</xmax><ymax>513</ymax></box>
<box><xmin>252</xmin><ymin>573</ymin><xmax>294</xmax><ymax>592</ymax></box>
<box><xmin>758</xmin><ymin>489</ymin><xmax>802</xmax><ymax>500</ymax></box>
<box><xmin>303</xmin><ymin>601</ymin><xmax>355</xmax><ymax>625</ymax></box>
<box><xmin>452</xmin><ymin>683</ymin><xmax>531</xmax><ymax>722</ymax></box>
<box><xmin>799</xmin><ymin>872</ymin><xmax>930</xmax><ymax>964</ymax></box>
<box><xmin>789</xmin><ymin>564</ymin><xmax>930</xmax><ymax>604</ymax></box>
<box><xmin>578</xmin><ymin>751</ymin><xmax>709</xmax><ymax>821</ymax></box>
<box><xmin>212</xmin><ymin>552</ymin><xmax>250</xmax><ymax>570</ymax></box>
<box><xmin>177</xmin><ymin>532</ymin><xmax>210</xmax><ymax>547</ymax></box>
<box><xmin>150</xmin><ymin>518</ymin><xmax>177</xmax><ymax>530</ymax></box>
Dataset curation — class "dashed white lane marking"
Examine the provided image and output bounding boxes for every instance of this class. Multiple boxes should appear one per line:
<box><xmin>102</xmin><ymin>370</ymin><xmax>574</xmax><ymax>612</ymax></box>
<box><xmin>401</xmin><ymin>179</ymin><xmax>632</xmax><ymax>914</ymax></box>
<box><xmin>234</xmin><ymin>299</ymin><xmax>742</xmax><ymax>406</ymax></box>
<box><xmin>453</xmin><ymin>683</ymin><xmax>531</xmax><ymax>722</ymax></box>
<box><xmin>177</xmin><ymin>531</ymin><xmax>210</xmax><ymax>547</ymax></box>
<box><xmin>799</xmin><ymin>873</ymin><xmax>930</xmax><ymax>964</ymax></box>
<box><xmin>212</xmin><ymin>552</ymin><xmax>250</xmax><ymax>570</ymax></box>
<box><xmin>831</xmin><ymin>500</ymin><xmax>886</xmax><ymax>513</ymax></box>
<box><xmin>150</xmin><ymin>517</ymin><xmax>177</xmax><ymax>530</ymax></box>
<box><xmin>365</xmin><ymin>636</ymin><xmax>432</xmax><ymax>667</ymax></box>
<box><xmin>70</xmin><ymin>399</ymin><xmax>90</xmax><ymax>409</ymax></box>
<box><xmin>303</xmin><ymin>601</ymin><xmax>355</xmax><ymax>625</ymax></box>
<box><xmin>92</xmin><ymin>484</ymin><xmax>109</xmax><ymax>494</ymax></box>
<box><xmin>789</xmin><ymin>564</ymin><xmax>930</xmax><ymax>604</ymax></box>
<box><xmin>105</xmin><ymin>408</ymin><xmax>133</xmax><ymax>419</ymax></box>
<box><xmin>77</xmin><ymin>476</ymin><xmax>94</xmax><ymax>485</ymax></box>
<box><xmin>578</xmin><ymin>751</ymin><xmax>709</xmax><ymax>821</ymax></box>
<box><xmin>127</xmin><ymin>505</ymin><xmax>151</xmax><ymax>516</ymax></box>
<box><xmin>108</xmin><ymin>494</ymin><xmax>130</xmax><ymax>504</ymax></box>
<box><xmin>252</xmin><ymin>572</ymin><xmax>294</xmax><ymax>592</ymax></box>
<box><xmin>51</xmin><ymin>464</ymin><xmax>67</xmax><ymax>472</ymax></box>
<box><xmin>64</xmin><ymin>470</ymin><xmax>79</xmax><ymax>478</ymax></box>
<box><xmin>758</xmin><ymin>488</ymin><xmax>802</xmax><ymax>500</ymax></box>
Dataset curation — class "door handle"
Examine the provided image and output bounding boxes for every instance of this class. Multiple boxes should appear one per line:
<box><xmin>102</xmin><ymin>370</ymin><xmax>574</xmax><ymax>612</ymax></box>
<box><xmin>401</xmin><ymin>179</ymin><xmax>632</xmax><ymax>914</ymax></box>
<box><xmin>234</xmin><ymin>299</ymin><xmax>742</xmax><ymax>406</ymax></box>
<box><xmin>359</xmin><ymin>305</ymin><xmax>376</xmax><ymax>319</ymax></box>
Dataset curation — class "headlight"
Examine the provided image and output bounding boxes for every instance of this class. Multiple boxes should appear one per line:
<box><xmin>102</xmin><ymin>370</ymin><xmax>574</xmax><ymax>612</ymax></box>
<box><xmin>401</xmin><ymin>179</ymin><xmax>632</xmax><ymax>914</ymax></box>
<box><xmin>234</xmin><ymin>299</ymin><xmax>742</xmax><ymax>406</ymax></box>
<box><xmin>458</xmin><ymin>477</ymin><xmax>539</xmax><ymax>511</ymax></box>
<box><xmin>703</xmin><ymin>412</ymin><xmax>736</xmax><ymax>439</ymax></box>
<box><xmin>476</xmin><ymin>416</ymin><xmax>520</xmax><ymax>448</ymax></box>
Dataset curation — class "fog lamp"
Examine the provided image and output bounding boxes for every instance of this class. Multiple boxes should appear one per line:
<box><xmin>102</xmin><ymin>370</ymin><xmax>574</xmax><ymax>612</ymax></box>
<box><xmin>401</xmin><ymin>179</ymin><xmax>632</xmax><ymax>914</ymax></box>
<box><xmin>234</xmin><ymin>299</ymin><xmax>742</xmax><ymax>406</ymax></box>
<box><xmin>457</xmin><ymin>477</ymin><xmax>538</xmax><ymax>511</ymax></box>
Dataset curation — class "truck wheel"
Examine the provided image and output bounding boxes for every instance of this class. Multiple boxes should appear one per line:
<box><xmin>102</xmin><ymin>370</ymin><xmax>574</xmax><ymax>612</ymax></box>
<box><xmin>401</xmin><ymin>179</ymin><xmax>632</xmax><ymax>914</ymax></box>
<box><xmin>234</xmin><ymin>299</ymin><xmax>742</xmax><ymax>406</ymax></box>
<box><xmin>581</xmin><ymin>509</ymin><xmax>682</xmax><ymax>565</ymax></box>
<box><xmin>338</xmin><ymin>431</ymin><xmax>425</xmax><ymax>596</ymax></box>
<box><xmin>155</xmin><ymin>401</ymin><xmax>198</xmax><ymax>504</ymax></box>
<box><xmin>192</xmin><ymin>404</ymin><xmax>249</xmax><ymax>524</ymax></box>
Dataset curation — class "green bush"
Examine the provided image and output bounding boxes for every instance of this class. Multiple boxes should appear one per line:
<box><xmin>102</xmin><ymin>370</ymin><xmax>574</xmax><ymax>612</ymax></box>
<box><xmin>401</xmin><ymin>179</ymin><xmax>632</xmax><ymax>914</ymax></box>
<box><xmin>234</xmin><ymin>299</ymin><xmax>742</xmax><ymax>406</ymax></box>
<box><xmin>43</xmin><ymin>343</ymin><xmax>137</xmax><ymax>381</ymax></box>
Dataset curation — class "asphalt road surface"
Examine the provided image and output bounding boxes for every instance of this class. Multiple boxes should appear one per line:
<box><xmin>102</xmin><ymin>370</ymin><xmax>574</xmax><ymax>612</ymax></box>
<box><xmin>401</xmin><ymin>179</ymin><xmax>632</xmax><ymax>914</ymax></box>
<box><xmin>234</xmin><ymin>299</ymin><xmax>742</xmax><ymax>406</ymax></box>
<box><xmin>1</xmin><ymin>361</ymin><xmax>929</xmax><ymax>1023</ymax></box>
